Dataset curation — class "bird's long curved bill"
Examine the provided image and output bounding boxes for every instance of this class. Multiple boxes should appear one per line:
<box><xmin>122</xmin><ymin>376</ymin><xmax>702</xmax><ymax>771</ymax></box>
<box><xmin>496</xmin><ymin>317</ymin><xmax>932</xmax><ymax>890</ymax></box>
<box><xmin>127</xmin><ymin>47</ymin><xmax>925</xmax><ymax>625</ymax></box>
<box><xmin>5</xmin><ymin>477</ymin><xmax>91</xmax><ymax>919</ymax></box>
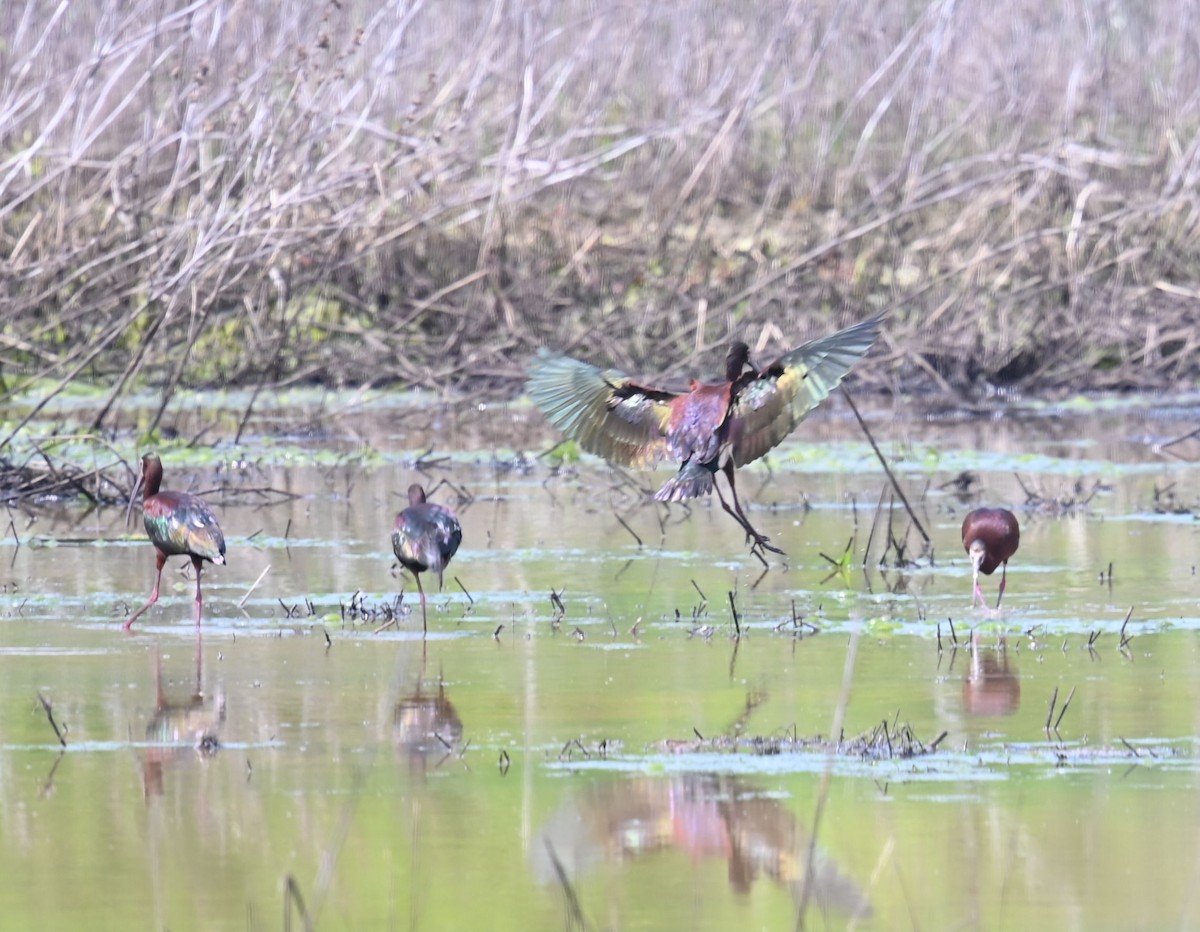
<box><xmin>124</xmin><ymin>473</ymin><xmax>143</xmax><ymax>529</ymax></box>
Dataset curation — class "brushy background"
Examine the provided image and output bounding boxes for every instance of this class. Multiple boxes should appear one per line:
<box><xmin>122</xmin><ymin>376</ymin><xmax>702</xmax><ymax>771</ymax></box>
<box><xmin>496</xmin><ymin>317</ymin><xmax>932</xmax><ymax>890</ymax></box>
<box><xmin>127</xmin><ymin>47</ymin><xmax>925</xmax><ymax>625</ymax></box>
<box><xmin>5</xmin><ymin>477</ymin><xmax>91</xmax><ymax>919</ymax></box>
<box><xmin>2</xmin><ymin>0</ymin><xmax>1198</xmax><ymax>432</ymax></box>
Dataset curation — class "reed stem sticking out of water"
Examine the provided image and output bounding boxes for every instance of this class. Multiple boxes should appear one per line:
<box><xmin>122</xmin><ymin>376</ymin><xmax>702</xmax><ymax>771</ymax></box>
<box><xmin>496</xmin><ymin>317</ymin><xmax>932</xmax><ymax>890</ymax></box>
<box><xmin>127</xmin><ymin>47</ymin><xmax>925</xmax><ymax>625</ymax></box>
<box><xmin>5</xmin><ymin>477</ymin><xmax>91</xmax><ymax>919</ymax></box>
<box><xmin>796</xmin><ymin>630</ymin><xmax>860</xmax><ymax>930</ymax></box>
<box><xmin>37</xmin><ymin>693</ymin><xmax>67</xmax><ymax>748</ymax></box>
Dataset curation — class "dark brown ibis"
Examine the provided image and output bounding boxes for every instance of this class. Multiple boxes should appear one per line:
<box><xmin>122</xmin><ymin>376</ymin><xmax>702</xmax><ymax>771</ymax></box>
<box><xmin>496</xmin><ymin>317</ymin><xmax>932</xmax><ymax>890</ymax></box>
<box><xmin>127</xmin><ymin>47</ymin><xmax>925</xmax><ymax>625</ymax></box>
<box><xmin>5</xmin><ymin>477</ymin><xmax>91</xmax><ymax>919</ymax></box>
<box><xmin>526</xmin><ymin>316</ymin><xmax>881</xmax><ymax>555</ymax></box>
<box><xmin>125</xmin><ymin>453</ymin><xmax>226</xmax><ymax>631</ymax></box>
<box><xmin>392</xmin><ymin>484</ymin><xmax>462</xmax><ymax>633</ymax></box>
<box><xmin>961</xmin><ymin>507</ymin><xmax>1020</xmax><ymax>609</ymax></box>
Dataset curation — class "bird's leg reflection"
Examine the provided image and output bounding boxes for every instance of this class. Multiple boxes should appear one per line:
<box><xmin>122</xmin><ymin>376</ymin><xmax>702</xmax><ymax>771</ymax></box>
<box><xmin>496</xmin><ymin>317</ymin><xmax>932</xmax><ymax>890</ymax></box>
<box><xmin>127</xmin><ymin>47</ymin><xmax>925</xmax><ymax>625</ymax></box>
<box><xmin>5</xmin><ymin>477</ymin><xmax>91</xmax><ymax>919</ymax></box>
<box><xmin>963</xmin><ymin>634</ymin><xmax>1021</xmax><ymax>717</ymax></box>
<box><xmin>141</xmin><ymin>636</ymin><xmax>224</xmax><ymax>798</ymax></box>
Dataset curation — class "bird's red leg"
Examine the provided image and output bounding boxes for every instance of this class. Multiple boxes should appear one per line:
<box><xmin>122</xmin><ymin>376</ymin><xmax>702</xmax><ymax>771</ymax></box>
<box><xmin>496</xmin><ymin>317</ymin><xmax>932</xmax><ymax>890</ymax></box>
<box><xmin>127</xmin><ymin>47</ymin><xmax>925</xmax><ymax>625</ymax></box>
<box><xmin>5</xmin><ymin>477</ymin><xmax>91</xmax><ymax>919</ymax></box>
<box><xmin>192</xmin><ymin>556</ymin><xmax>205</xmax><ymax>626</ymax></box>
<box><xmin>995</xmin><ymin>562</ymin><xmax>1008</xmax><ymax>609</ymax></box>
<box><xmin>721</xmin><ymin>462</ymin><xmax>785</xmax><ymax>556</ymax></box>
<box><xmin>416</xmin><ymin>574</ymin><xmax>428</xmax><ymax>635</ymax></box>
<box><xmin>125</xmin><ymin>550</ymin><xmax>168</xmax><ymax>631</ymax></box>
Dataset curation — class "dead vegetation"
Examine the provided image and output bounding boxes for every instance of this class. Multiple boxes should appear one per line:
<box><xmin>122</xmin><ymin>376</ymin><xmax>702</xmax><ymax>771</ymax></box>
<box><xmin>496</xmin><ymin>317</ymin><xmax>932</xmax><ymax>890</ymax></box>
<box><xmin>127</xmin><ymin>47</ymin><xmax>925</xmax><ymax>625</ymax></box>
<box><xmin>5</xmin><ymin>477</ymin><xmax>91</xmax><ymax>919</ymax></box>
<box><xmin>2</xmin><ymin>0</ymin><xmax>1199</xmax><ymax>435</ymax></box>
<box><xmin>651</xmin><ymin>718</ymin><xmax>947</xmax><ymax>761</ymax></box>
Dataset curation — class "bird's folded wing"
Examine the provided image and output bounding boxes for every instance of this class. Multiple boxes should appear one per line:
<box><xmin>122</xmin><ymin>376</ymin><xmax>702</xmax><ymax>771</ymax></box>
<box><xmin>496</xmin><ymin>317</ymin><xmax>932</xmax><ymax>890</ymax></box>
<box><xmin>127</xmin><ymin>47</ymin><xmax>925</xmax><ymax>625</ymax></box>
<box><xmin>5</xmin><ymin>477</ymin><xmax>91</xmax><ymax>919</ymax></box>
<box><xmin>729</xmin><ymin>316</ymin><xmax>882</xmax><ymax>467</ymax></box>
<box><xmin>526</xmin><ymin>349</ymin><xmax>675</xmax><ymax>467</ymax></box>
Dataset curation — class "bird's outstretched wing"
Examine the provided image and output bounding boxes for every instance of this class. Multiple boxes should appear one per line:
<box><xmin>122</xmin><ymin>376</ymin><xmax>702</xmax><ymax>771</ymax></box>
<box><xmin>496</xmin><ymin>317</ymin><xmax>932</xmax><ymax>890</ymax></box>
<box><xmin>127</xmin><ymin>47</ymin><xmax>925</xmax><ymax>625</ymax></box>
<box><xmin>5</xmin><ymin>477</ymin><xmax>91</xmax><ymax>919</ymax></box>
<box><xmin>729</xmin><ymin>316</ymin><xmax>882</xmax><ymax>467</ymax></box>
<box><xmin>526</xmin><ymin>349</ymin><xmax>676</xmax><ymax>468</ymax></box>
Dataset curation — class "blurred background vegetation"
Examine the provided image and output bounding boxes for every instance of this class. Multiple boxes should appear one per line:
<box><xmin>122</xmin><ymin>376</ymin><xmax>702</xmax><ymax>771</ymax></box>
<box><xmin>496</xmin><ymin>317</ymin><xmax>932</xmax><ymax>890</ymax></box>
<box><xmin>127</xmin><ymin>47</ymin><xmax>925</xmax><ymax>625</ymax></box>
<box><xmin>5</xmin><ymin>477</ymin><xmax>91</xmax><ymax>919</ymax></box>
<box><xmin>1</xmin><ymin>0</ymin><xmax>1197</xmax><ymax>433</ymax></box>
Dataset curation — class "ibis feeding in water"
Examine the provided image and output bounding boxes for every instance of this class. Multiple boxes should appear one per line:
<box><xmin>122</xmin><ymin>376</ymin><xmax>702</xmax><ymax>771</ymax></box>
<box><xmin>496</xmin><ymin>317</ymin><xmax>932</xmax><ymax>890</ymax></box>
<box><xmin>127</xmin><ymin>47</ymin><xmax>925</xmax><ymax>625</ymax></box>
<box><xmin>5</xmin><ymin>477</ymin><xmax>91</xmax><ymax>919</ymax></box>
<box><xmin>526</xmin><ymin>316</ymin><xmax>881</xmax><ymax>556</ymax></box>
<box><xmin>124</xmin><ymin>453</ymin><xmax>226</xmax><ymax>631</ymax></box>
<box><xmin>961</xmin><ymin>507</ymin><xmax>1020</xmax><ymax>609</ymax></box>
<box><xmin>392</xmin><ymin>484</ymin><xmax>462</xmax><ymax>634</ymax></box>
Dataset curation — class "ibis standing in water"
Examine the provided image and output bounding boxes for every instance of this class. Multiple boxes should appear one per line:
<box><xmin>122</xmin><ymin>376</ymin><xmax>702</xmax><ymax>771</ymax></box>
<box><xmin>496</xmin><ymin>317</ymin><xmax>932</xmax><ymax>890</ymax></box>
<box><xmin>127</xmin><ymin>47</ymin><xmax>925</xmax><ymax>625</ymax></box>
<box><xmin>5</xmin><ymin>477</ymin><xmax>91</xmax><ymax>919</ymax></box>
<box><xmin>526</xmin><ymin>316</ymin><xmax>881</xmax><ymax>556</ymax></box>
<box><xmin>125</xmin><ymin>453</ymin><xmax>226</xmax><ymax>631</ymax></box>
<box><xmin>392</xmin><ymin>484</ymin><xmax>462</xmax><ymax>633</ymax></box>
<box><xmin>961</xmin><ymin>507</ymin><xmax>1020</xmax><ymax>609</ymax></box>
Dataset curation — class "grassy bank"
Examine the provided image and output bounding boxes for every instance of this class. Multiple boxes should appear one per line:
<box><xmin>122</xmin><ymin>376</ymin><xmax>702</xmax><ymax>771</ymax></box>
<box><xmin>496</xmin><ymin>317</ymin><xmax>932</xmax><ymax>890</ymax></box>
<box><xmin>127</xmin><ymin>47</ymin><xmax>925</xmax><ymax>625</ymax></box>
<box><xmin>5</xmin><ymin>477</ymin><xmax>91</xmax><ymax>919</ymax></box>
<box><xmin>2</xmin><ymin>0</ymin><xmax>1198</xmax><ymax>435</ymax></box>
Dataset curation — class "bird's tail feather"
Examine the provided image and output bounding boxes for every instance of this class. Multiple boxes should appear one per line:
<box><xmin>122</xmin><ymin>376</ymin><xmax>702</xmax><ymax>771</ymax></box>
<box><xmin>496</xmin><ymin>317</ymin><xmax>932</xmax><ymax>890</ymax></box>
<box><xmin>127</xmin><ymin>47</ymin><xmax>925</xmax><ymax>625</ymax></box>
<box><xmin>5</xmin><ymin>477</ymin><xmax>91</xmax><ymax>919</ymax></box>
<box><xmin>654</xmin><ymin>461</ymin><xmax>714</xmax><ymax>502</ymax></box>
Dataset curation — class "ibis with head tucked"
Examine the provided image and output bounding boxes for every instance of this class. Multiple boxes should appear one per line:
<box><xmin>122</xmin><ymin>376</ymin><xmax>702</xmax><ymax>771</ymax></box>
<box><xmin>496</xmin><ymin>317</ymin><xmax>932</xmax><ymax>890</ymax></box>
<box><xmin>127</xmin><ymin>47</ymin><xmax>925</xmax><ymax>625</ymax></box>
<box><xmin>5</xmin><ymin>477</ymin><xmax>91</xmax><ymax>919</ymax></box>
<box><xmin>961</xmin><ymin>507</ymin><xmax>1020</xmax><ymax>609</ymax></box>
<box><xmin>125</xmin><ymin>453</ymin><xmax>226</xmax><ymax>631</ymax></box>
<box><xmin>526</xmin><ymin>316</ymin><xmax>881</xmax><ymax>555</ymax></box>
<box><xmin>392</xmin><ymin>483</ymin><xmax>462</xmax><ymax>633</ymax></box>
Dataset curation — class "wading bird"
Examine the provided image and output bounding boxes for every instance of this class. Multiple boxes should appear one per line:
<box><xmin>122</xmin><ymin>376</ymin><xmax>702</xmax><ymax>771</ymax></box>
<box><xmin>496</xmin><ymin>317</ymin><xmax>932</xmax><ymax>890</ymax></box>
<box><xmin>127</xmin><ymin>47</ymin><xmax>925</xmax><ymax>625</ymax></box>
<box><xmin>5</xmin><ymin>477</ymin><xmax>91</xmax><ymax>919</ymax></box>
<box><xmin>392</xmin><ymin>484</ymin><xmax>462</xmax><ymax>633</ymax></box>
<box><xmin>526</xmin><ymin>316</ymin><xmax>881</xmax><ymax>556</ymax></box>
<box><xmin>961</xmin><ymin>507</ymin><xmax>1020</xmax><ymax>609</ymax></box>
<box><xmin>125</xmin><ymin>453</ymin><xmax>226</xmax><ymax>631</ymax></box>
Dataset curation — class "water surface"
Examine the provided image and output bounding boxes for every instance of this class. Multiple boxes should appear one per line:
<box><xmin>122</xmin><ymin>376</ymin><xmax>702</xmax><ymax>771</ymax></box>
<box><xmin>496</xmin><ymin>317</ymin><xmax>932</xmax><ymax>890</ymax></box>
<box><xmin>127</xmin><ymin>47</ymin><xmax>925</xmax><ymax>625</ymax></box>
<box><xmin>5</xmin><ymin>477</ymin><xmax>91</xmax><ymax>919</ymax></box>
<box><xmin>1</xmin><ymin>392</ymin><xmax>1199</xmax><ymax>929</ymax></box>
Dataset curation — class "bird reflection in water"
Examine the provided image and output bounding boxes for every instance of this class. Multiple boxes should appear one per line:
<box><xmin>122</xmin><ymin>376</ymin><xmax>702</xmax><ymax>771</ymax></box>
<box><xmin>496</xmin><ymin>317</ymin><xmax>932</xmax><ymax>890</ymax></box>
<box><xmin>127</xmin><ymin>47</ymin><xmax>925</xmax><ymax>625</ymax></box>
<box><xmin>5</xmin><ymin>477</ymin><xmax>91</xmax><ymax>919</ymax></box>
<box><xmin>963</xmin><ymin>635</ymin><xmax>1021</xmax><ymax>717</ymax></box>
<box><xmin>393</xmin><ymin>652</ymin><xmax>463</xmax><ymax>774</ymax></box>
<box><xmin>531</xmin><ymin>773</ymin><xmax>870</xmax><ymax>919</ymax></box>
<box><xmin>141</xmin><ymin>636</ymin><xmax>224</xmax><ymax>798</ymax></box>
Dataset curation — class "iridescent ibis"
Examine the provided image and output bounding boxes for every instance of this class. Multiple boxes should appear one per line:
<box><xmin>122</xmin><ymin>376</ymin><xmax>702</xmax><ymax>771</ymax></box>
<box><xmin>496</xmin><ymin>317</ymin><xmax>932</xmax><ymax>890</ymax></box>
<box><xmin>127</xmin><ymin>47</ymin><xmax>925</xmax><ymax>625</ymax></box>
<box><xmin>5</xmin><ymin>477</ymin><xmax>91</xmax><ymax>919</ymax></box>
<box><xmin>125</xmin><ymin>453</ymin><xmax>226</xmax><ymax>631</ymax></box>
<box><xmin>392</xmin><ymin>484</ymin><xmax>462</xmax><ymax>633</ymax></box>
<box><xmin>961</xmin><ymin>507</ymin><xmax>1020</xmax><ymax>609</ymax></box>
<box><xmin>526</xmin><ymin>316</ymin><xmax>881</xmax><ymax>555</ymax></box>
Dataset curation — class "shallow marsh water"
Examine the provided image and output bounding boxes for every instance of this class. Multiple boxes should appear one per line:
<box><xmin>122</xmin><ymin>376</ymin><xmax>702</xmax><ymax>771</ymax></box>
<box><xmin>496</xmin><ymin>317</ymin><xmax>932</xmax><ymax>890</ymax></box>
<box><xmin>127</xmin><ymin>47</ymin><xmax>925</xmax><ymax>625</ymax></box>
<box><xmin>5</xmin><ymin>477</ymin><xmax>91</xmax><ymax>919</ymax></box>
<box><xmin>2</xmin><ymin>391</ymin><xmax>1200</xmax><ymax>929</ymax></box>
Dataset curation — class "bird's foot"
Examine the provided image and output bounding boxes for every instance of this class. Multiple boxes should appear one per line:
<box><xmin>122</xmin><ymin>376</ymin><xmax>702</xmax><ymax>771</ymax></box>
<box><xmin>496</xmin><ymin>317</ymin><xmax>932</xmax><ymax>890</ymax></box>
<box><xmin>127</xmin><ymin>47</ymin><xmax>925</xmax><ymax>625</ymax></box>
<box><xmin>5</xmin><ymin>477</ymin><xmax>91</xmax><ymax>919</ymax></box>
<box><xmin>748</xmin><ymin>533</ymin><xmax>785</xmax><ymax>558</ymax></box>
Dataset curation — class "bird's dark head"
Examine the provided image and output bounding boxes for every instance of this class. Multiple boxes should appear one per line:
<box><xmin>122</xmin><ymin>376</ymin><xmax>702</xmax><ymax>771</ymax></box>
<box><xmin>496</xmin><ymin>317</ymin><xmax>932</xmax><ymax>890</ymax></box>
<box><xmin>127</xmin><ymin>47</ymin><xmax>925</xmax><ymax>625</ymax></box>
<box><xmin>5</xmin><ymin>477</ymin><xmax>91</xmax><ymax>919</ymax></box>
<box><xmin>407</xmin><ymin>484</ymin><xmax>428</xmax><ymax>506</ymax></box>
<box><xmin>725</xmin><ymin>341</ymin><xmax>751</xmax><ymax>381</ymax></box>
<box><xmin>140</xmin><ymin>453</ymin><xmax>164</xmax><ymax>498</ymax></box>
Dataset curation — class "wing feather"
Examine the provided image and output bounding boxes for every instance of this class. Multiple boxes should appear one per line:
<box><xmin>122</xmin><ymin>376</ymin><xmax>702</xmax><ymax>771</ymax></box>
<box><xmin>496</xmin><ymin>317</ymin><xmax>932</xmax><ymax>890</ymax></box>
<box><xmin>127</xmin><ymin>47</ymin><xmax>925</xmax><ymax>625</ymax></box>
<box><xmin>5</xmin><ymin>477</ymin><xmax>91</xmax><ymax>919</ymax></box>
<box><xmin>526</xmin><ymin>349</ymin><xmax>675</xmax><ymax>468</ymax></box>
<box><xmin>729</xmin><ymin>316</ymin><xmax>882</xmax><ymax>466</ymax></box>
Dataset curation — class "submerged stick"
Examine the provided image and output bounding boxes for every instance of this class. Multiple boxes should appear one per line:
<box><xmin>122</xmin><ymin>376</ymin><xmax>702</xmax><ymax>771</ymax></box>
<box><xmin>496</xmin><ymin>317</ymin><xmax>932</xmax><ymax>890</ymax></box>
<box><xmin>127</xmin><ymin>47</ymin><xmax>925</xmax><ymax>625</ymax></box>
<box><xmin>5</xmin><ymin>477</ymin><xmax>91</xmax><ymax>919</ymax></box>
<box><xmin>37</xmin><ymin>693</ymin><xmax>66</xmax><ymax>748</ymax></box>
<box><xmin>454</xmin><ymin>577</ymin><xmax>474</xmax><ymax>606</ymax></box>
<box><xmin>1054</xmin><ymin>686</ymin><xmax>1076</xmax><ymax>733</ymax></box>
<box><xmin>283</xmin><ymin>875</ymin><xmax>314</xmax><ymax>932</ymax></box>
<box><xmin>1152</xmin><ymin>423</ymin><xmax>1200</xmax><ymax>455</ymax></box>
<box><xmin>1119</xmin><ymin>605</ymin><xmax>1134</xmax><ymax>648</ymax></box>
<box><xmin>1045</xmin><ymin>686</ymin><xmax>1059</xmax><ymax>734</ymax></box>
<box><xmin>39</xmin><ymin>750</ymin><xmax>65</xmax><ymax>799</ymax></box>
<box><xmin>862</xmin><ymin>485</ymin><xmax>887</xmax><ymax>567</ymax></box>
<box><xmin>239</xmin><ymin>565</ymin><xmax>271</xmax><ymax>609</ymax></box>
<box><xmin>543</xmin><ymin>840</ymin><xmax>588</xmax><ymax>929</ymax></box>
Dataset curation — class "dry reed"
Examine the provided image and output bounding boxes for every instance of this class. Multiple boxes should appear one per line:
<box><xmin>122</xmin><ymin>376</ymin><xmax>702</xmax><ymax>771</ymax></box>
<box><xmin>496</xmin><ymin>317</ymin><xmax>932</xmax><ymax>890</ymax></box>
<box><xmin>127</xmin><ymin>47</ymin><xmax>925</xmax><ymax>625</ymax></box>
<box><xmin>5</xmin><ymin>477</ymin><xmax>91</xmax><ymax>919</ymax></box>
<box><xmin>1</xmin><ymin>0</ymin><xmax>1197</xmax><ymax>438</ymax></box>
